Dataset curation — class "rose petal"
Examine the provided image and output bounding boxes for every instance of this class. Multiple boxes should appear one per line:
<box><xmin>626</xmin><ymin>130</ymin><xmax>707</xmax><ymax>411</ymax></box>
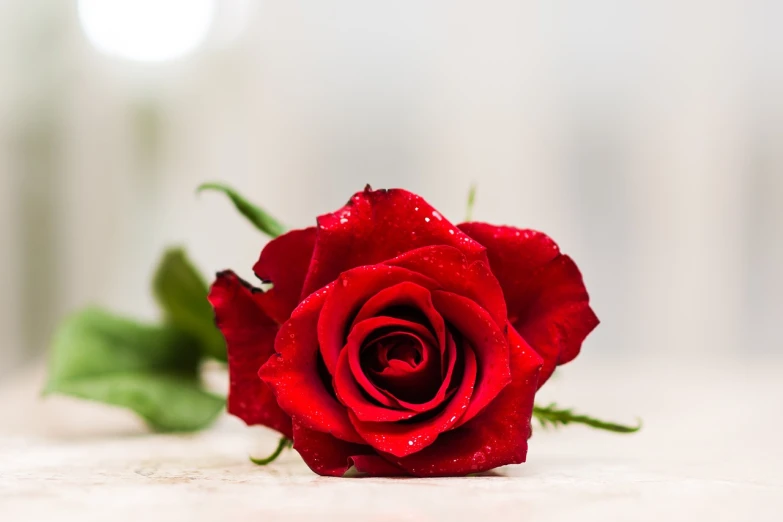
<box><xmin>208</xmin><ymin>271</ymin><xmax>292</xmax><ymax>438</ymax></box>
<box><xmin>349</xmin><ymin>281</ymin><xmax>449</xmax><ymax>373</ymax></box>
<box><xmin>332</xmin><ymin>316</ymin><xmax>434</xmax><ymax>420</ymax></box>
<box><xmin>259</xmin><ymin>284</ymin><xmax>363</xmax><ymax>444</ymax></box>
<box><xmin>431</xmin><ymin>290</ymin><xmax>511</xmax><ymax>426</ymax></box>
<box><xmin>291</xmin><ymin>422</ymin><xmax>374</xmax><ymax>477</ymax></box>
<box><xmin>349</xmin><ymin>455</ymin><xmax>409</xmax><ymax>477</ymax></box>
<box><xmin>347</xmin><ymin>319</ymin><xmax>434</xmax><ymax>409</ymax></box>
<box><xmin>514</xmin><ymin>255</ymin><xmax>600</xmax><ymax>383</ymax></box>
<box><xmin>458</xmin><ymin>223</ymin><xmax>599</xmax><ymax>386</ymax></box>
<box><xmin>385</xmin><ymin>245</ymin><xmax>507</xmax><ymax>329</ymax></box>
<box><xmin>358</xmin><ymin>325</ymin><xmax>437</xmax><ymax>374</ymax></box>
<box><xmin>347</xmin><ymin>318</ymin><xmax>440</xmax><ymax>405</ymax></box>
<box><xmin>388</xmin><ymin>326</ymin><xmax>543</xmax><ymax>477</ymax></box>
<box><xmin>349</xmin><ymin>346</ymin><xmax>477</xmax><ymax>458</ymax></box>
<box><xmin>302</xmin><ymin>187</ymin><xmax>487</xmax><ymax>296</ymax></box>
<box><xmin>349</xmin><ymin>314</ymin><xmax>458</xmax><ymax>414</ymax></box>
<box><xmin>292</xmin><ymin>422</ymin><xmax>410</xmax><ymax>477</ymax></box>
<box><xmin>318</xmin><ymin>267</ymin><xmax>439</xmax><ymax>375</ymax></box>
<box><xmin>334</xmin><ymin>322</ymin><xmax>459</xmax><ymax>423</ymax></box>
<box><xmin>251</xmin><ymin>227</ymin><xmax>316</xmax><ymax>324</ymax></box>
<box><xmin>333</xmin><ymin>347</ymin><xmax>419</xmax><ymax>423</ymax></box>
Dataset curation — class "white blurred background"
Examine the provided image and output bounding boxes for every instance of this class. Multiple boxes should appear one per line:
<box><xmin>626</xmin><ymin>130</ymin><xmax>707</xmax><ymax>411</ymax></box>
<box><xmin>1</xmin><ymin>0</ymin><xmax>781</xmax><ymax>377</ymax></box>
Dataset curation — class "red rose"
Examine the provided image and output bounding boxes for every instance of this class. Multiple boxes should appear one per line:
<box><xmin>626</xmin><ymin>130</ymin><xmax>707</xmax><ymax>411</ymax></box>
<box><xmin>209</xmin><ymin>187</ymin><xmax>598</xmax><ymax>477</ymax></box>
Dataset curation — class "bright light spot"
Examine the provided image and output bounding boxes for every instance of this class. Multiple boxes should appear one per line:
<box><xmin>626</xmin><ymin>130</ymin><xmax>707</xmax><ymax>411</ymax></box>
<box><xmin>78</xmin><ymin>0</ymin><xmax>216</xmax><ymax>62</ymax></box>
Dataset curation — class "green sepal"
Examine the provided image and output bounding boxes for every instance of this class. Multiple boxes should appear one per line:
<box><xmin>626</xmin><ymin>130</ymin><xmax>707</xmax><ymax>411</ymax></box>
<box><xmin>197</xmin><ymin>182</ymin><xmax>287</xmax><ymax>238</ymax></box>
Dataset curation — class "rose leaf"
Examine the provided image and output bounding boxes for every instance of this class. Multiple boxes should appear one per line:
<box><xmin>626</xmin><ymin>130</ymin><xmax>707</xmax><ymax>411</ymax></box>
<box><xmin>533</xmin><ymin>403</ymin><xmax>642</xmax><ymax>433</ymax></box>
<box><xmin>43</xmin><ymin>308</ymin><xmax>225</xmax><ymax>432</ymax></box>
<box><xmin>152</xmin><ymin>248</ymin><xmax>226</xmax><ymax>362</ymax></box>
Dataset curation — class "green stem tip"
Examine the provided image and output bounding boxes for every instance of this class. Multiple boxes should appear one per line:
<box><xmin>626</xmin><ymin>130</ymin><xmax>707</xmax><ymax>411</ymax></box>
<box><xmin>197</xmin><ymin>182</ymin><xmax>287</xmax><ymax>238</ymax></box>
<box><xmin>249</xmin><ymin>437</ymin><xmax>292</xmax><ymax>466</ymax></box>
<box><xmin>465</xmin><ymin>184</ymin><xmax>477</xmax><ymax>222</ymax></box>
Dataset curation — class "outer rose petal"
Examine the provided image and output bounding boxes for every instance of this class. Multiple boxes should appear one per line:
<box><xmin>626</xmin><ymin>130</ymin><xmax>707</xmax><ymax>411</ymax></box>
<box><xmin>291</xmin><ymin>422</ymin><xmax>370</xmax><ymax>476</ymax></box>
<box><xmin>208</xmin><ymin>271</ymin><xmax>292</xmax><ymax>438</ymax></box>
<box><xmin>252</xmin><ymin>227</ymin><xmax>316</xmax><ymax>324</ymax></box>
<box><xmin>301</xmin><ymin>187</ymin><xmax>487</xmax><ymax>296</ymax></box>
<box><xmin>259</xmin><ymin>284</ymin><xmax>363</xmax><ymax>444</ymax></box>
<box><xmin>292</xmin><ymin>422</ymin><xmax>408</xmax><ymax>477</ymax></box>
<box><xmin>514</xmin><ymin>255</ymin><xmax>599</xmax><ymax>382</ymax></box>
<box><xmin>388</xmin><ymin>326</ymin><xmax>543</xmax><ymax>477</ymax></box>
<box><xmin>458</xmin><ymin>222</ymin><xmax>599</xmax><ymax>386</ymax></box>
<box><xmin>349</xmin><ymin>455</ymin><xmax>409</xmax><ymax>477</ymax></box>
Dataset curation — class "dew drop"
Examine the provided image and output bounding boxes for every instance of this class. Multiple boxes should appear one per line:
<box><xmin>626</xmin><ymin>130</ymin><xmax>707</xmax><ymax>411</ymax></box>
<box><xmin>473</xmin><ymin>451</ymin><xmax>486</xmax><ymax>464</ymax></box>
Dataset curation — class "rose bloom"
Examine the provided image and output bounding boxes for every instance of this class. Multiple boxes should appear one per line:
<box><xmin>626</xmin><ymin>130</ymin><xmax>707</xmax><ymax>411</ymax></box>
<box><xmin>209</xmin><ymin>187</ymin><xmax>598</xmax><ymax>477</ymax></box>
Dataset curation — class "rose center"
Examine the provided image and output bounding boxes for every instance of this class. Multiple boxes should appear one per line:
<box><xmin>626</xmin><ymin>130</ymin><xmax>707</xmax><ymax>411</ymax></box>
<box><xmin>360</xmin><ymin>331</ymin><xmax>441</xmax><ymax>403</ymax></box>
<box><xmin>369</xmin><ymin>336</ymin><xmax>423</xmax><ymax>371</ymax></box>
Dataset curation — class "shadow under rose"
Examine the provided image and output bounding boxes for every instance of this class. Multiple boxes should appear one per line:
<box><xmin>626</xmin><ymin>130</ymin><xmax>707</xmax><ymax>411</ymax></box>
<box><xmin>343</xmin><ymin>467</ymin><xmax>507</xmax><ymax>479</ymax></box>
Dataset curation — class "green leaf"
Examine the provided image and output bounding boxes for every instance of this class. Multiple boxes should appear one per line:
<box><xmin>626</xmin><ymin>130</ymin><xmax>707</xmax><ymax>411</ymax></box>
<box><xmin>152</xmin><ymin>248</ymin><xmax>226</xmax><ymax>362</ymax></box>
<box><xmin>44</xmin><ymin>308</ymin><xmax>225</xmax><ymax>432</ymax></box>
<box><xmin>197</xmin><ymin>182</ymin><xmax>287</xmax><ymax>238</ymax></box>
<box><xmin>533</xmin><ymin>403</ymin><xmax>642</xmax><ymax>434</ymax></box>
<box><xmin>51</xmin><ymin>373</ymin><xmax>225</xmax><ymax>433</ymax></box>
<box><xmin>465</xmin><ymin>183</ymin><xmax>477</xmax><ymax>222</ymax></box>
<box><xmin>249</xmin><ymin>437</ymin><xmax>292</xmax><ymax>466</ymax></box>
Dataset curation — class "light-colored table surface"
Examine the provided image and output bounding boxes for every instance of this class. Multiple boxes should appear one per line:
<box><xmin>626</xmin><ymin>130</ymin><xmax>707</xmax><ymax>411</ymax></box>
<box><xmin>1</xmin><ymin>356</ymin><xmax>781</xmax><ymax>521</ymax></box>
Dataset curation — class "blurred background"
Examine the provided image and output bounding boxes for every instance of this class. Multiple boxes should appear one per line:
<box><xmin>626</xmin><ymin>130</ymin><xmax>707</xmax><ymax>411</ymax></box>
<box><xmin>1</xmin><ymin>0</ymin><xmax>782</xmax><ymax>378</ymax></box>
